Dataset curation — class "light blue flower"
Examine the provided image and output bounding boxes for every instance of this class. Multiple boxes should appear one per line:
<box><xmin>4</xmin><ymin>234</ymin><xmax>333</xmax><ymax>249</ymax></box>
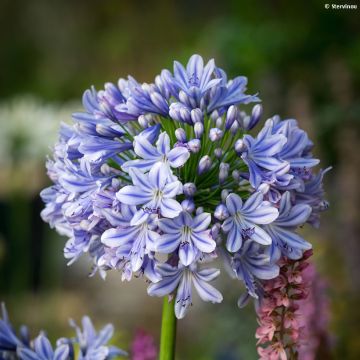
<box><xmin>70</xmin><ymin>316</ymin><xmax>127</xmax><ymax>360</ymax></box>
<box><xmin>207</xmin><ymin>67</ymin><xmax>259</xmax><ymax>112</ymax></box>
<box><xmin>157</xmin><ymin>211</ymin><xmax>216</xmax><ymax>266</ymax></box>
<box><xmin>147</xmin><ymin>263</ymin><xmax>223</xmax><ymax>319</ymax></box>
<box><xmin>116</xmin><ymin>164</ymin><xmax>183</xmax><ymax>224</ymax></box>
<box><xmin>17</xmin><ymin>334</ymin><xmax>70</xmax><ymax>360</ymax></box>
<box><xmin>231</xmin><ymin>240</ymin><xmax>279</xmax><ymax>298</ymax></box>
<box><xmin>101</xmin><ymin>204</ymin><xmax>159</xmax><ymax>272</ymax></box>
<box><xmin>222</xmin><ymin>192</ymin><xmax>278</xmax><ymax>252</ymax></box>
<box><xmin>264</xmin><ymin>191</ymin><xmax>312</xmax><ymax>262</ymax></box>
<box><xmin>240</xmin><ymin>124</ymin><xmax>290</xmax><ymax>188</ymax></box>
<box><xmin>122</xmin><ymin>131</ymin><xmax>189</xmax><ymax>174</ymax></box>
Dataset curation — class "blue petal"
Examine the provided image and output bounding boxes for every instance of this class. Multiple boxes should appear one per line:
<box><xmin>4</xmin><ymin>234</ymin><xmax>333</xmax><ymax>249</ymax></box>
<box><xmin>134</xmin><ymin>136</ymin><xmax>160</xmax><ymax>160</ymax></box>
<box><xmin>160</xmin><ymin>198</ymin><xmax>183</xmax><ymax>218</ymax></box>
<box><xmin>225</xmin><ymin>193</ymin><xmax>243</xmax><ymax>215</ymax></box>
<box><xmin>157</xmin><ymin>233</ymin><xmax>181</xmax><ymax>253</ymax></box>
<box><xmin>191</xmin><ymin>231</ymin><xmax>216</xmax><ymax>253</ymax></box>
<box><xmin>179</xmin><ymin>242</ymin><xmax>196</xmax><ymax>266</ymax></box>
<box><xmin>226</xmin><ymin>226</ymin><xmax>242</xmax><ymax>252</ymax></box>
<box><xmin>156</xmin><ymin>132</ymin><xmax>170</xmax><ymax>155</ymax></box>
<box><xmin>147</xmin><ymin>273</ymin><xmax>182</xmax><ymax>297</ymax></box>
<box><xmin>192</xmin><ymin>212</ymin><xmax>211</xmax><ymax>232</ymax></box>
<box><xmin>116</xmin><ymin>186</ymin><xmax>152</xmax><ymax>205</ymax></box>
<box><xmin>192</xmin><ymin>275</ymin><xmax>223</xmax><ymax>303</ymax></box>
<box><xmin>167</xmin><ymin>147</ymin><xmax>190</xmax><ymax>168</ymax></box>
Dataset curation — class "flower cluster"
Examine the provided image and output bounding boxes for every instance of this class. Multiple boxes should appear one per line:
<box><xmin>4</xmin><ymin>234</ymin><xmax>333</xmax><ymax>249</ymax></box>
<box><xmin>255</xmin><ymin>250</ymin><xmax>331</xmax><ymax>360</ymax></box>
<box><xmin>41</xmin><ymin>54</ymin><xmax>330</xmax><ymax>318</ymax></box>
<box><xmin>0</xmin><ymin>303</ymin><xmax>126</xmax><ymax>360</ymax></box>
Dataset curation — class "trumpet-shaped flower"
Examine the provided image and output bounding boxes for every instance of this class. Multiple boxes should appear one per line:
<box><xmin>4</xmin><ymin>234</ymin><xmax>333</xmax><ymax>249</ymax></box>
<box><xmin>116</xmin><ymin>164</ymin><xmax>183</xmax><ymax>225</ymax></box>
<box><xmin>157</xmin><ymin>211</ymin><xmax>216</xmax><ymax>266</ymax></box>
<box><xmin>101</xmin><ymin>204</ymin><xmax>159</xmax><ymax>272</ymax></box>
<box><xmin>122</xmin><ymin>131</ymin><xmax>190</xmax><ymax>173</ymax></box>
<box><xmin>222</xmin><ymin>192</ymin><xmax>278</xmax><ymax>252</ymax></box>
<box><xmin>147</xmin><ymin>263</ymin><xmax>223</xmax><ymax>319</ymax></box>
<box><xmin>264</xmin><ymin>192</ymin><xmax>312</xmax><ymax>262</ymax></box>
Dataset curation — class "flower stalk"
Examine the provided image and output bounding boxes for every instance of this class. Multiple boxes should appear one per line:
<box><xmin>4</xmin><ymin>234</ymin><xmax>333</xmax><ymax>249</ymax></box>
<box><xmin>159</xmin><ymin>297</ymin><xmax>177</xmax><ymax>360</ymax></box>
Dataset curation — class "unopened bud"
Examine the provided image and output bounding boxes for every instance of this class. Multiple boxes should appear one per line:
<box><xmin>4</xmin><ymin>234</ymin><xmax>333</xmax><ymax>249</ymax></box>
<box><xmin>183</xmin><ymin>182</ymin><xmax>197</xmax><ymax>197</ymax></box>
<box><xmin>214</xmin><ymin>204</ymin><xmax>229</xmax><ymax>220</ymax></box>
<box><xmin>175</xmin><ymin>128</ymin><xmax>187</xmax><ymax>142</ymax></box>
<box><xmin>194</xmin><ymin>122</ymin><xmax>204</xmax><ymax>138</ymax></box>
<box><xmin>226</xmin><ymin>105</ymin><xmax>239</xmax><ymax>130</ymax></box>
<box><xmin>214</xmin><ymin>148</ymin><xmax>223</xmax><ymax>159</ymax></box>
<box><xmin>187</xmin><ymin>139</ymin><xmax>201</xmax><ymax>153</ymax></box>
<box><xmin>198</xmin><ymin>155</ymin><xmax>212</xmax><ymax>174</ymax></box>
<box><xmin>209</xmin><ymin>128</ymin><xmax>223</xmax><ymax>142</ymax></box>
<box><xmin>219</xmin><ymin>162</ymin><xmax>230</xmax><ymax>184</ymax></box>
<box><xmin>221</xmin><ymin>189</ymin><xmax>230</xmax><ymax>203</ymax></box>
<box><xmin>230</xmin><ymin>120</ymin><xmax>239</xmax><ymax>134</ymax></box>
<box><xmin>181</xmin><ymin>199</ymin><xmax>195</xmax><ymax>213</ymax></box>
<box><xmin>235</xmin><ymin>139</ymin><xmax>246</xmax><ymax>153</ymax></box>
<box><xmin>191</xmin><ymin>108</ymin><xmax>203</xmax><ymax>123</ymax></box>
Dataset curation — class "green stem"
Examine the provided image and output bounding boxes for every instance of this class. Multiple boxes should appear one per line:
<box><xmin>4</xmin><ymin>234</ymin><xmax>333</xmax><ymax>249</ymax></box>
<box><xmin>159</xmin><ymin>297</ymin><xmax>177</xmax><ymax>360</ymax></box>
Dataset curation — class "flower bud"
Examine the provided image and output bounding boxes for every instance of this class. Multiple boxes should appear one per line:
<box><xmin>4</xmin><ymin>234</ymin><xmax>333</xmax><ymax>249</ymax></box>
<box><xmin>214</xmin><ymin>148</ymin><xmax>223</xmax><ymax>159</ymax></box>
<box><xmin>194</xmin><ymin>122</ymin><xmax>204</xmax><ymax>138</ymax></box>
<box><xmin>221</xmin><ymin>189</ymin><xmax>229</xmax><ymax>203</ymax></box>
<box><xmin>235</xmin><ymin>139</ymin><xmax>246</xmax><ymax>153</ymax></box>
<box><xmin>230</xmin><ymin>120</ymin><xmax>239</xmax><ymax>134</ymax></box>
<box><xmin>198</xmin><ymin>155</ymin><xmax>212</xmax><ymax>174</ymax></box>
<box><xmin>214</xmin><ymin>204</ymin><xmax>229</xmax><ymax>220</ymax></box>
<box><xmin>216</xmin><ymin>117</ymin><xmax>223</xmax><ymax>128</ymax></box>
<box><xmin>232</xmin><ymin>170</ymin><xmax>240</xmax><ymax>182</ymax></box>
<box><xmin>196</xmin><ymin>207</ymin><xmax>204</xmax><ymax>215</ymax></box>
<box><xmin>226</xmin><ymin>105</ymin><xmax>239</xmax><ymax>130</ymax></box>
<box><xmin>169</xmin><ymin>103</ymin><xmax>191</xmax><ymax>123</ymax></box>
<box><xmin>183</xmin><ymin>182</ymin><xmax>197</xmax><ymax>197</ymax></box>
<box><xmin>209</xmin><ymin>128</ymin><xmax>223</xmax><ymax>142</ymax></box>
<box><xmin>138</xmin><ymin>115</ymin><xmax>149</xmax><ymax>128</ymax></box>
<box><xmin>248</xmin><ymin>104</ymin><xmax>262</xmax><ymax>130</ymax></box>
<box><xmin>258</xmin><ymin>183</ymin><xmax>270</xmax><ymax>195</ymax></box>
<box><xmin>181</xmin><ymin>199</ymin><xmax>195</xmax><ymax>213</ymax></box>
<box><xmin>219</xmin><ymin>162</ymin><xmax>230</xmax><ymax>184</ymax></box>
<box><xmin>175</xmin><ymin>128</ymin><xmax>187</xmax><ymax>142</ymax></box>
<box><xmin>187</xmin><ymin>139</ymin><xmax>201</xmax><ymax>153</ymax></box>
<box><xmin>210</xmin><ymin>110</ymin><xmax>219</xmax><ymax>121</ymax></box>
<box><xmin>191</xmin><ymin>108</ymin><xmax>203</xmax><ymax>123</ymax></box>
<box><xmin>211</xmin><ymin>223</ymin><xmax>221</xmax><ymax>238</ymax></box>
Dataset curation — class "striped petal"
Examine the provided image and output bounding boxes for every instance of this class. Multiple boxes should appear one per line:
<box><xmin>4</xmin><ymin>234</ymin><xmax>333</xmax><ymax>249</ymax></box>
<box><xmin>160</xmin><ymin>198</ymin><xmax>183</xmax><ymax>218</ymax></box>
<box><xmin>244</xmin><ymin>204</ymin><xmax>278</xmax><ymax>225</ymax></box>
<box><xmin>191</xmin><ymin>231</ymin><xmax>216</xmax><ymax>253</ymax></box>
<box><xmin>101</xmin><ymin>226</ymin><xmax>138</xmax><ymax>248</ymax></box>
<box><xmin>193</xmin><ymin>275</ymin><xmax>223</xmax><ymax>303</ymax></box>
<box><xmin>116</xmin><ymin>186</ymin><xmax>151</xmax><ymax>205</ymax></box>
<box><xmin>134</xmin><ymin>136</ymin><xmax>160</xmax><ymax>160</ymax></box>
<box><xmin>147</xmin><ymin>273</ymin><xmax>182</xmax><ymax>297</ymax></box>
<box><xmin>179</xmin><ymin>241</ymin><xmax>196</xmax><ymax>266</ymax></box>
<box><xmin>192</xmin><ymin>212</ymin><xmax>211</xmax><ymax>232</ymax></box>
<box><xmin>158</xmin><ymin>218</ymin><xmax>181</xmax><ymax>234</ymax></box>
<box><xmin>156</xmin><ymin>233</ymin><xmax>181</xmax><ymax>253</ymax></box>
<box><xmin>226</xmin><ymin>193</ymin><xmax>243</xmax><ymax>215</ymax></box>
<box><xmin>156</xmin><ymin>132</ymin><xmax>170</xmax><ymax>155</ymax></box>
<box><xmin>226</xmin><ymin>226</ymin><xmax>242</xmax><ymax>252</ymax></box>
<box><xmin>167</xmin><ymin>147</ymin><xmax>190</xmax><ymax>168</ymax></box>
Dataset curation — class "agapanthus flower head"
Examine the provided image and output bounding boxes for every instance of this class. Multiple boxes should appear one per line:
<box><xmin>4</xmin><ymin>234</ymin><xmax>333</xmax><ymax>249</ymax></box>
<box><xmin>0</xmin><ymin>303</ymin><xmax>126</xmax><ymax>360</ymax></box>
<box><xmin>41</xmin><ymin>54</ymin><xmax>330</xmax><ymax>318</ymax></box>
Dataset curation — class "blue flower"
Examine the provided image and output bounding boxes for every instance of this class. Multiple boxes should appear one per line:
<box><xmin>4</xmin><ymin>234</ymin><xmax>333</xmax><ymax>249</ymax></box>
<box><xmin>207</xmin><ymin>67</ymin><xmax>259</xmax><ymax>112</ymax></box>
<box><xmin>122</xmin><ymin>131</ymin><xmax>190</xmax><ymax>174</ymax></box>
<box><xmin>70</xmin><ymin>316</ymin><xmax>127</xmax><ymax>360</ymax></box>
<box><xmin>222</xmin><ymin>192</ymin><xmax>279</xmax><ymax>252</ymax></box>
<box><xmin>171</xmin><ymin>54</ymin><xmax>221</xmax><ymax>105</ymax></box>
<box><xmin>101</xmin><ymin>204</ymin><xmax>159</xmax><ymax>272</ymax></box>
<box><xmin>240</xmin><ymin>124</ymin><xmax>290</xmax><ymax>188</ymax></box>
<box><xmin>157</xmin><ymin>211</ymin><xmax>216</xmax><ymax>266</ymax></box>
<box><xmin>295</xmin><ymin>167</ymin><xmax>331</xmax><ymax>228</ymax></box>
<box><xmin>17</xmin><ymin>334</ymin><xmax>70</xmax><ymax>360</ymax></box>
<box><xmin>231</xmin><ymin>240</ymin><xmax>279</xmax><ymax>298</ymax></box>
<box><xmin>116</xmin><ymin>164</ymin><xmax>183</xmax><ymax>224</ymax></box>
<box><xmin>147</xmin><ymin>263</ymin><xmax>223</xmax><ymax>319</ymax></box>
<box><xmin>264</xmin><ymin>192</ymin><xmax>312</xmax><ymax>262</ymax></box>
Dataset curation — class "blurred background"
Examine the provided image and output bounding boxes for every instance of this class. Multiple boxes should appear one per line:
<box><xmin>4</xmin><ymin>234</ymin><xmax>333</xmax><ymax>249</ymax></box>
<box><xmin>0</xmin><ymin>0</ymin><xmax>359</xmax><ymax>358</ymax></box>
